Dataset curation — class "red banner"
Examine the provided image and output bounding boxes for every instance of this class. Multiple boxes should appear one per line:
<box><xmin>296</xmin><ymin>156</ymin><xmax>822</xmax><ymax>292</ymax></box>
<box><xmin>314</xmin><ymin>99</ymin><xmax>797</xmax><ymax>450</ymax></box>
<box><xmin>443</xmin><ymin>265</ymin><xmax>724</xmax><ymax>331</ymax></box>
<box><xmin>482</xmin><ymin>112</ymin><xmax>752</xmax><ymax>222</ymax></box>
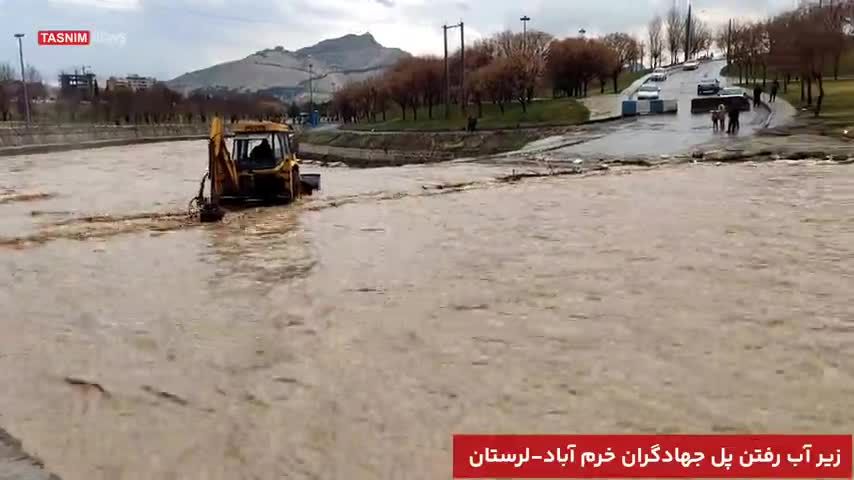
<box><xmin>38</xmin><ymin>30</ymin><xmax>90</xmax><ymax>46</ymax></box>
<box><xmin>453</xmin><ymin>435</ymin><xmax>852</xmax><ymax>478</ymax></box>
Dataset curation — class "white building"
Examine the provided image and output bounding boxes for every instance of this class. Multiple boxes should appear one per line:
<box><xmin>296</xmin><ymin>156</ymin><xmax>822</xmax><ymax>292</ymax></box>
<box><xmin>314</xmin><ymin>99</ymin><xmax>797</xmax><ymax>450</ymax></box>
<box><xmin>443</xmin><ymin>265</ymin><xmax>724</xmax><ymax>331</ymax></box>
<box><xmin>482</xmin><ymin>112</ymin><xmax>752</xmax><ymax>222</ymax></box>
<box><xmin>107</xmin><ymin>74</ymin><xmax>157</xmax><ymax>92</ymax></box>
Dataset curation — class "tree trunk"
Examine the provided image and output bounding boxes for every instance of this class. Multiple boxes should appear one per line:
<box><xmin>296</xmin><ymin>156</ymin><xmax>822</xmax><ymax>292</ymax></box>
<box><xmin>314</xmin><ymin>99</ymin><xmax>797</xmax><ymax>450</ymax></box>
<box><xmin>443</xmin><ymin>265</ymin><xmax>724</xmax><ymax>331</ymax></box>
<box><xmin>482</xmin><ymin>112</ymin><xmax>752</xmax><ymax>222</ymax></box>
<box><xmin>428</xmin><ymin>101</ymin><xmax>433</xmax><ymax>120</ymax></box>
<box><xmin>401</xmin><ymin>104</ymin><xmax>406</xmax><ymax>121</ymax></box>
<box><xmin>382</xmin><ymin>109</ymin><xmax>386</xmax><ymax>121</ymax></box>
<box><xmin>806</xmin><ymin>77</ymin><xmax>813</xmax><ymax>106</ymax></box>
<box><xmin>498</xmin><ymin>102</ymin><xmax>505</xmax><ymax>114</ymax></box>
<box><xmin>600</xmin><ymin>80</ymin><xmax>606</xmax><ymax>94</ymax></box>
<box><xmin>815</xmin><ymin>73</ymin><xmax>824</xmax><ymax>117</ymax></box>
<box><xmin>477</xmin><ymin>101</ymin><xmax>483</xmax><ymax>118</ymax></box>
<box><xmin>519</xmin><ymin>98</ymin><xmax>527</xmax><ymax>113</ymax></box>
<box><xmin>612</xmin><ymin>73</ymin><xmax>619</xmax><ymax>94</ymax></box>
<box><xmin>412</xmin><ymin>105</ymin><xmax>417</xmax><ymax>121</ymax></box>
<box><xmin>762</xmin><ymin>65</ymin><xmax>767</xmax><ymax>88</ymax></box>
<box><xmin>800</xmin><ymin>79</ymin><xmax>805</xmax><ymax>102</ymax></box>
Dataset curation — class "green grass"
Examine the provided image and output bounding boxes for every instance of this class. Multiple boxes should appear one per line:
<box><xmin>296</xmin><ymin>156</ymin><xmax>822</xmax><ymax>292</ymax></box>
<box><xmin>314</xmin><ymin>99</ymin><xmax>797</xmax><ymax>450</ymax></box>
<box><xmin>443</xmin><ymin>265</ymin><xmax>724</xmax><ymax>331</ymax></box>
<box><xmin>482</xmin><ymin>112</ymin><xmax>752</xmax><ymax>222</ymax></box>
<box><xmin>344</xmin><ymin>97</ymin><xmax>589</xmax><ymax>132</ymax></box>
<box><xmin>781</xmin><ymin>78</ymin><xmax>854</xmax><ymax>134</ymax></box>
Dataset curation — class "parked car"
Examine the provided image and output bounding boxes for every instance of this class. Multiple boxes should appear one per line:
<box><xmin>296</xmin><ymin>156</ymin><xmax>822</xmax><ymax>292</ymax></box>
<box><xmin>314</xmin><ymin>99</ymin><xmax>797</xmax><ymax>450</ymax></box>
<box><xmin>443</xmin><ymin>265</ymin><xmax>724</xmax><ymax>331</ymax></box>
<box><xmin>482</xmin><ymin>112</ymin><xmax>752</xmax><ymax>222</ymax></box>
<box><xmin>683</xmin><ymin>60</ymin><xmax>700</xmax><ymax>70</ymax></box>
<box><xmin>697</xmin><ymin>78</ymin><xmax>721</xmax><ymax>96</ymax></box>
<box><xmin>650</xmin><ymin>68</ymin><xmax>668</xmax><ymax>82</ymax></box>
<box><xmin>718</xmin><ymin>87</ymin><xmax>749</xmax><ymax>99</ymax></box>
<box><xmin>636</xmin><ymin>84</ymin><xmax>661</xmax><ymax>100</ymax></box>
<box><xmin>717</xmin><ymin>87</ymin><xmax>751</xmax><ymax>111</ymax></box>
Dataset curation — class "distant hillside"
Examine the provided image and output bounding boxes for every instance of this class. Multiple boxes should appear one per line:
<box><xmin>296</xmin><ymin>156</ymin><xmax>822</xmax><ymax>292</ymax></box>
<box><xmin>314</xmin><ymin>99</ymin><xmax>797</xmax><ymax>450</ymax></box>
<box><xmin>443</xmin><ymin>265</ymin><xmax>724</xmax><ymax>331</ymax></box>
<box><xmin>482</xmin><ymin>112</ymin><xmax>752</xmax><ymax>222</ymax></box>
<box><xmin>166</xmin><ymin>33</ymin><xmax>410</xmax><ymax>102</ymax></box>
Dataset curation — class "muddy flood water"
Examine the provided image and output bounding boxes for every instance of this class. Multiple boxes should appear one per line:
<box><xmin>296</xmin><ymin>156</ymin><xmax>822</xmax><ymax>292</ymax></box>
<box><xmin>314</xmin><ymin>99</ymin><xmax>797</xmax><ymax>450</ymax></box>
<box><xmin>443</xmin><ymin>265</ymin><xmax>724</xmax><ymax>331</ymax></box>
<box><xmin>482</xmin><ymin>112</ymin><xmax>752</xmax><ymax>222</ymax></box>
<box><xmin>1</xmin><ymin>140</ymin><xmax>854</xmax><ymax>480</ymax></box>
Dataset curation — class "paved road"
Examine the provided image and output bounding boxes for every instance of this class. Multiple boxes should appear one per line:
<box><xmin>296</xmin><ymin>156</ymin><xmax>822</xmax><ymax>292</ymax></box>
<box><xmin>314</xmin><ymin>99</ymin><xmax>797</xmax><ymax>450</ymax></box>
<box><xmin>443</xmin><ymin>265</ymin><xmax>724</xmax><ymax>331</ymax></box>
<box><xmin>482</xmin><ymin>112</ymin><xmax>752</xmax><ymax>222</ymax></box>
<box><xmin>546</xmin><ymin>60</ymin><xmax>769</xmax><ymax>158</ymax></box>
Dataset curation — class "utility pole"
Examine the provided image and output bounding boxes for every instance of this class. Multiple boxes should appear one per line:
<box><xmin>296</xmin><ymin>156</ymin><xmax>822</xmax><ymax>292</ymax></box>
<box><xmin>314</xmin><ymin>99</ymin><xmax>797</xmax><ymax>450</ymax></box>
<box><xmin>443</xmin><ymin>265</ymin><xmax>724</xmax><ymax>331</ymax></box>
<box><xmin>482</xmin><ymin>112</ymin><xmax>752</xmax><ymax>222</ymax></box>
<box><xmin>442</xmin><ymin>22</ymin><xmax>464</xmax><ymax>120</ymax></box>
<box><xmin>460</xmin><ymin>22</ymin><xmax>465</xmax><ymax>115</ymax></box>
<box><xmin>308</xmin><ymin>63</ymin><xmax>313</xmax><ymax>110</ymax></box>
<box><xmin>727</xmin><ymin>18</ymin><xmax>732</xmax><ymax>67</ymax></box>
<box><xmin>684</xmin><ymin>1</ymin><xmax>692</xmax><ymax>62</ymax></box>
<box><xmin>14</xmin><ymin>33</ymin><xmax>31</xmax><ymax>127</ymax></box>
<box><xmin>443</xmin><ymin>25</ymin><xmax>450</xmax><ymax>119</ymax></box>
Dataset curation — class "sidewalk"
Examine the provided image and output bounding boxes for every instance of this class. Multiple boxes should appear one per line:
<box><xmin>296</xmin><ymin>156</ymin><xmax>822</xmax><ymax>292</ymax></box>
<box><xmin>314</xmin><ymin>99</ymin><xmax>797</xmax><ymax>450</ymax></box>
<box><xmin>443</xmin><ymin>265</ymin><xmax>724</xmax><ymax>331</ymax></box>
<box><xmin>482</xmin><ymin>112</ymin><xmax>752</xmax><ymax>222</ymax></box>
<box><xmin>764</xmin><ymin>95</ymin><xmax>798</xmax><ymax>129</ymax></box>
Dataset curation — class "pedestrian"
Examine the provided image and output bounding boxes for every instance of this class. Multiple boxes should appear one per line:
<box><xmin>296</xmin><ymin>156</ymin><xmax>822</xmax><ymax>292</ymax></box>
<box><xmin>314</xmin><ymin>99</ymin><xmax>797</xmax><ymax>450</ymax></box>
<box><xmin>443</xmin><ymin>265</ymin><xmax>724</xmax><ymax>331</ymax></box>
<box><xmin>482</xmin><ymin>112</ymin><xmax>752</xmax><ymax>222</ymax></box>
<box><xmin>770</xmin><ymin>80</ymin><xmax>780</xmax><ymax>103</ymax></box>
<box><xmin>727</xmin><ymin>102</ymin><xmax>741</xmax><ymax>135</ymax></box>
<box><xmin>753</xmin><ymin>84</ymin><xmax>762</xmax><ymax>108</ymax></box>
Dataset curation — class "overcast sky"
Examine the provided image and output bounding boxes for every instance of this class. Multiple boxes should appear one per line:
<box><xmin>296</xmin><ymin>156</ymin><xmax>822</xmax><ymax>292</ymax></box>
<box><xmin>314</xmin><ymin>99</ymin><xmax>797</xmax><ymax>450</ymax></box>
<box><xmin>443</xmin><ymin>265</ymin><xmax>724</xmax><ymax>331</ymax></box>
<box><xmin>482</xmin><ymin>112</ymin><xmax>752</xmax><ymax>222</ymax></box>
<box><xmin>1</xmin><ymin>0</ymin><xmax>798</xmax><ymax>83</ymax></box>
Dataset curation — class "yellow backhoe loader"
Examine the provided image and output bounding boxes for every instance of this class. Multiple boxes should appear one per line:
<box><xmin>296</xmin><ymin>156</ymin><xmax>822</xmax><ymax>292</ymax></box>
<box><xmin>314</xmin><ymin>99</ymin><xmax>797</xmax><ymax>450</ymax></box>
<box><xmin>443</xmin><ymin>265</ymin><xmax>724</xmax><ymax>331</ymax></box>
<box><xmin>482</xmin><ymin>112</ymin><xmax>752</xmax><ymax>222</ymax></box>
<box><xmin>192</xmin><ymin>117</ymin><xmax>320</xmax><ymax>222</ymax></box>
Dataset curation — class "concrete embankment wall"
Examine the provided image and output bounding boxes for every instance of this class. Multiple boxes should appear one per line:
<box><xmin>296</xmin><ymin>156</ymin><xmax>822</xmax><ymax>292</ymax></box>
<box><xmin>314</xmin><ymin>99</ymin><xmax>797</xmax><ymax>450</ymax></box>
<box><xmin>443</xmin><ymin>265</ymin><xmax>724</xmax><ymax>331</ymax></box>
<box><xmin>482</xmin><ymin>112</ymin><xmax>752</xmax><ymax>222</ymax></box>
<box><xmin>296</xmin><ymin>128</ymin><xmax>570</xmax><ymax>167</ymax></box>
<box><xmin>0</xmin><ymin>124</ymin><xmax>211</xmax><ymax>156</ymax></box>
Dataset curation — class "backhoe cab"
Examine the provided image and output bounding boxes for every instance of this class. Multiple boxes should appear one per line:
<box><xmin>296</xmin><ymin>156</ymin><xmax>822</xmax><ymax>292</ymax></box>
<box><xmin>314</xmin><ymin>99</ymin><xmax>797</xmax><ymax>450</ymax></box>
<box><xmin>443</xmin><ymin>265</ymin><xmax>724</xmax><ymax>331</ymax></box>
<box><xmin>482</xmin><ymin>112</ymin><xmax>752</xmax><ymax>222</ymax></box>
<box><xmin>195</xmin><ymin>118</ymin><xmax>320</xmax><ymax>222</ymax></box>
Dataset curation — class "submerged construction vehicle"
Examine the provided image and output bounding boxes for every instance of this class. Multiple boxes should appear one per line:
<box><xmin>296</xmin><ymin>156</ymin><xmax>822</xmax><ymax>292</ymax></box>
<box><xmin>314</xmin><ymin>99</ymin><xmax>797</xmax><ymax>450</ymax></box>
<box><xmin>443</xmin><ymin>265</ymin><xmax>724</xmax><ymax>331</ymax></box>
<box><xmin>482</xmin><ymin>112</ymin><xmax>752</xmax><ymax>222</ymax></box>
<box><xmin>193</xmin><ymin>117</ymin><xmax>320</xmax><ymax>222</ymax></box>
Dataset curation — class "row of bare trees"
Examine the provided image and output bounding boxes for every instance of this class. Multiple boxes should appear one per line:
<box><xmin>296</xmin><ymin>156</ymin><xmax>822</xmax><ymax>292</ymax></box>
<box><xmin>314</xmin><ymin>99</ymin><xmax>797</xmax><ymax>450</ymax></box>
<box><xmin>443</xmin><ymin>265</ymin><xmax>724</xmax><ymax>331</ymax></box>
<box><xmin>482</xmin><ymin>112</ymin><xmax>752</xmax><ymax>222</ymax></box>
<box><xmin>0</xmin><ymin>63</ymin><xmax>47</xmax><ymax>121</ymax></box>
<box><xmin>0</xmin><ymin>61</ymin><xmax>287</xmax><ymax>125</ymax></box>
<box><xmin>647</xmin><ymin>5</ymin><xmax>713</xmax><ymax>67</ymax></box>
<box><xmin>716</xmin><ymin>0</ymin><xmax>853</xmax><ymax>115</ymax></box>
<box><xmin>332</xmin><ymin>29</ymin><xmax>644</xmax><ymax>124</ymax></box>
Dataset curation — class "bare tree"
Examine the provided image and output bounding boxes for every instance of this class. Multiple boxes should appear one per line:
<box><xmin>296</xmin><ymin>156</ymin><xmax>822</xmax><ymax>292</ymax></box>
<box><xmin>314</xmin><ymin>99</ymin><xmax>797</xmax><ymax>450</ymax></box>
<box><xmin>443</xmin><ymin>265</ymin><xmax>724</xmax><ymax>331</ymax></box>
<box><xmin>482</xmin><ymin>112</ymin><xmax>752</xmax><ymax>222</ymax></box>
<box><xmin>637</xmin><ymin>39</ymin><xmax>646</xmax><ymax>70</ymax></box>
<box><xmin>489</xmin><ymin>30</ymin><xmax>553</xmax><ymax>103</ymax></box>
<box><xmin>648</xmin><ymin>16</ymin><xmax>664</xmax><ymax>68</ymax></box>
<box><xmin>603</xmin><ymin>32</ymin><xmax>640</xmax><ymax>93</ymax></box>
<box><xmin>687</xmin><ymin>17</ymin><xmax>712</xmax><ymax>58</ymax></box>
<box><xmin>24</xmin><ymin>65</ymin><xmax>42</xmax><ymax>84</ymax></box>
<box><xmin>0</xmin><ymin>63</ymin><xmax>16</xmax><ymax>82</ymax></box>
<box><xmin>665</xmin><ymin>5</ymin><xmax>685</xmax><ymax>64</ymax></box>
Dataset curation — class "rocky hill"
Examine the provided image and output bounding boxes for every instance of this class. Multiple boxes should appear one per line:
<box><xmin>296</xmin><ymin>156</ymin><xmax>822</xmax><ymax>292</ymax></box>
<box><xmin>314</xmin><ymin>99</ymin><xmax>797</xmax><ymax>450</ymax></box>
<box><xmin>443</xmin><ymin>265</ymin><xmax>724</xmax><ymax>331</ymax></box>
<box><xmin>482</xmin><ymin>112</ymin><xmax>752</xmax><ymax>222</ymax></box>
<box><xmin>166</xmin><ymin>33</ymin><xmax>409</xmax><ymax>102</ymax></box>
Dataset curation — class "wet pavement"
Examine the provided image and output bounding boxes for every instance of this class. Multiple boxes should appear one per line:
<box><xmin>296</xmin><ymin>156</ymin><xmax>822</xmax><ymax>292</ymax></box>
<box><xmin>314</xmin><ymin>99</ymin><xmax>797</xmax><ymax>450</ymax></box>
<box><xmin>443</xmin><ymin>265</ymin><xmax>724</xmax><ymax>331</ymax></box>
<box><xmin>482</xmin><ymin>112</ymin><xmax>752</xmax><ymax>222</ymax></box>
<box><xmin>1</xmin><ymin>137</ymin><xmax>854</xmax><ymax>479</ymax></box>
<box><xmin>549</xmin><ymin>60</ymin><xmax>772</xmax><ymax>158</ymax></box>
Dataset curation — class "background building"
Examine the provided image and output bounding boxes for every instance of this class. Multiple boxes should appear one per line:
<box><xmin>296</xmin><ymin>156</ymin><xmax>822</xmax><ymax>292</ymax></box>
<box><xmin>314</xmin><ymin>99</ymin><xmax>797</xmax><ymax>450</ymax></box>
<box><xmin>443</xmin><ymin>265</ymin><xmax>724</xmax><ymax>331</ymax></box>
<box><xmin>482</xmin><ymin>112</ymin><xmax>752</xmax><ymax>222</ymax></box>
<box><xmin>107</xmin><ymin>74</ymin><xmax>157</xmax><ymax>92</ymax></box>
<box><xmin>59</xmin><ymin>70</ymin><xmax>97</xmax><ymax>100</ymax></box>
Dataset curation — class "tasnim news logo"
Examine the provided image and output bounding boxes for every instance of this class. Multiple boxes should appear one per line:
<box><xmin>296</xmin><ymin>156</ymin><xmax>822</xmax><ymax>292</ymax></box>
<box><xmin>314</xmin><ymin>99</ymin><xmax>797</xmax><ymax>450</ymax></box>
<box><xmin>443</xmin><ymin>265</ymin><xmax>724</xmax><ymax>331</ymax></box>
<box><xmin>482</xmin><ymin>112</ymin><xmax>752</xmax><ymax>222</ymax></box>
<box><xmin>38</xmin><ymin>30</ymin><xmax>91</xmax><ymax>46</ymax></box>
<box><xmin>37</xmin><ymin>30</ymin><xmax>126</xmax><ymax>47</ymax></box>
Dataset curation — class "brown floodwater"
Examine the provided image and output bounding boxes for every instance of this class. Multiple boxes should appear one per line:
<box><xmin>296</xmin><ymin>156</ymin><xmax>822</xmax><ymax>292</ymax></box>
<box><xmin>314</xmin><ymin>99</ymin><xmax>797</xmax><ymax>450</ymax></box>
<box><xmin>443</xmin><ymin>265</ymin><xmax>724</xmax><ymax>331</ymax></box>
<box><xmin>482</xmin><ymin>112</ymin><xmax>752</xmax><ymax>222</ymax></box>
<box><xmin>1</xmin><ymin>141</ymin><xmax>853</xmax><ymax>480</ymax></box>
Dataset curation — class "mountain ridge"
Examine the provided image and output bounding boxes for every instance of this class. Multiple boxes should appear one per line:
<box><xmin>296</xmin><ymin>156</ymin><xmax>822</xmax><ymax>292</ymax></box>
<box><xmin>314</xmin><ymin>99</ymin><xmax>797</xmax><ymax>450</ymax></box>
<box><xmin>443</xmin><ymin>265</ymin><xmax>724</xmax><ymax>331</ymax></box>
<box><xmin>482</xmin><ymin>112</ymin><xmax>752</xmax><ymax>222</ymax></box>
<box><xmin>166</xmin><ymin>33</ymin><xmax>410</xmax><ymax>102</ymax></box>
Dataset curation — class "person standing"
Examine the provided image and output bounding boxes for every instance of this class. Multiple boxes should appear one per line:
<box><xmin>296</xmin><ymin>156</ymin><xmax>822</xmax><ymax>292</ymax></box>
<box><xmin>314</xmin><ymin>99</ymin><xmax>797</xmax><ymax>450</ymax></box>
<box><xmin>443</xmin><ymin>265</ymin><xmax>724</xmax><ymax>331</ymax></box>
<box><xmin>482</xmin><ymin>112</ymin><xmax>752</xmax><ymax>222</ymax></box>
<box><xmin>727</xmin><ymin>102</ymin><xmax>741</xmax><ymax>135</ymax></box>
<box><xmin>770</xmin><ymin>80</ymin><xmax>780</xmax><ymax>103</ymax></box>
<box><xmin>753</xmin><ymin>84</ymin><xmax>763</xmax><ymax>108</ymax></box>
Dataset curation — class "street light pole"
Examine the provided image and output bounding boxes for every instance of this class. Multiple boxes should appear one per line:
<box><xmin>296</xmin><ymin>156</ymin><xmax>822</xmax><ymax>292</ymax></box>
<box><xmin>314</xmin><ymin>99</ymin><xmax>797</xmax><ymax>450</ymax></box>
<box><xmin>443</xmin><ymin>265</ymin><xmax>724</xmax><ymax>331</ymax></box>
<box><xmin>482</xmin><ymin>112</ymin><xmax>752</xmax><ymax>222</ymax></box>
<box><xmin>520</xmin><ymin>16</ymin><xmax>531</xmax><ymax>50</ymax></box>
<box><xmin>14</xmin><ymin>33</ymin><xmax>31</xmax><ymax>127</ymax></box>
<box><xmin>684</xmin><ymin>1</ymin><xmax>692</xmax><ymax>62</ymax></box>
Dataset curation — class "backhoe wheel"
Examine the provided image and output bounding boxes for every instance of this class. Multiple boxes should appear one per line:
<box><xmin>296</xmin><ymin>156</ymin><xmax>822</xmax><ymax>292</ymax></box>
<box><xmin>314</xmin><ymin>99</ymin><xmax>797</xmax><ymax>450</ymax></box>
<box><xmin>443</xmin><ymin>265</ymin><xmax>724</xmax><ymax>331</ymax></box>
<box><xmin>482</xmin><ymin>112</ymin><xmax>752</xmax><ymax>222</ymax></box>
<box><xmin>291</xmin><ymin>165</ymin><xmax>301</xmax><ymax>202</ymax></box>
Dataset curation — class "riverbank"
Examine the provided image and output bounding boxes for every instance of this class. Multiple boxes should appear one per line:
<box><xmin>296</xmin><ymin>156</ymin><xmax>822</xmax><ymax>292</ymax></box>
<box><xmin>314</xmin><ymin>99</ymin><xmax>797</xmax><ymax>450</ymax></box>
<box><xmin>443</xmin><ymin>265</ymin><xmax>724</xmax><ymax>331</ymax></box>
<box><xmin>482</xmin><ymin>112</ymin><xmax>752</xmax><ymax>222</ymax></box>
<box><xmin>297</xmin><ymin>126</ymin><xmax>582</xmax><ymax>167</ymax></box>
<box><xmin>0</xmin><ymin>124</ymin><xmax>210</xmax><ymax>157</ymax></box>
<box><xmin>780</xmin><ymin>79</ymin><xmax>854</xmax><ymax>139</ymax></box>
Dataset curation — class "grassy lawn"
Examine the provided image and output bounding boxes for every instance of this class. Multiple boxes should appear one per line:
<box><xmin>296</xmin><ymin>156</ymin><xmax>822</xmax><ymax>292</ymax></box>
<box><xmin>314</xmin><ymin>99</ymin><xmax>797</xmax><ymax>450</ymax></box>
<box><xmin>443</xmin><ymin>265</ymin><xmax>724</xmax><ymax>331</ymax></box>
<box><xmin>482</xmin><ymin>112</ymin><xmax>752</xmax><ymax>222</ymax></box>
<box><xmin>781</xmin><ymin>78</ymin><xmax>854</xmax><ymax>135</ymax></box>
<box><xmin>345</xmin><ymin>97</ymin><xmax>589</xmax><ymax>132</ymax></box>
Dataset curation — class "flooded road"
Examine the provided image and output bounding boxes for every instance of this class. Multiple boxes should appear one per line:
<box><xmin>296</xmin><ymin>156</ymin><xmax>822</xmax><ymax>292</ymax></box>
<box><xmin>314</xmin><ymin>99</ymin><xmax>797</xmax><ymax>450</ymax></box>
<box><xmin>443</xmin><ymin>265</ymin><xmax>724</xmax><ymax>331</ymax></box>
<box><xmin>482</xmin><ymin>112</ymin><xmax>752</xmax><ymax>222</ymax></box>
<box><xmin>2</xmin><ymin>141</ymin><xmax>854</xmax><ymax>480</ymax></box>
<box><xmin>553</xmin><ymin>60</ymin><xmax>770</xmax><ymax>158</ymax></box>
